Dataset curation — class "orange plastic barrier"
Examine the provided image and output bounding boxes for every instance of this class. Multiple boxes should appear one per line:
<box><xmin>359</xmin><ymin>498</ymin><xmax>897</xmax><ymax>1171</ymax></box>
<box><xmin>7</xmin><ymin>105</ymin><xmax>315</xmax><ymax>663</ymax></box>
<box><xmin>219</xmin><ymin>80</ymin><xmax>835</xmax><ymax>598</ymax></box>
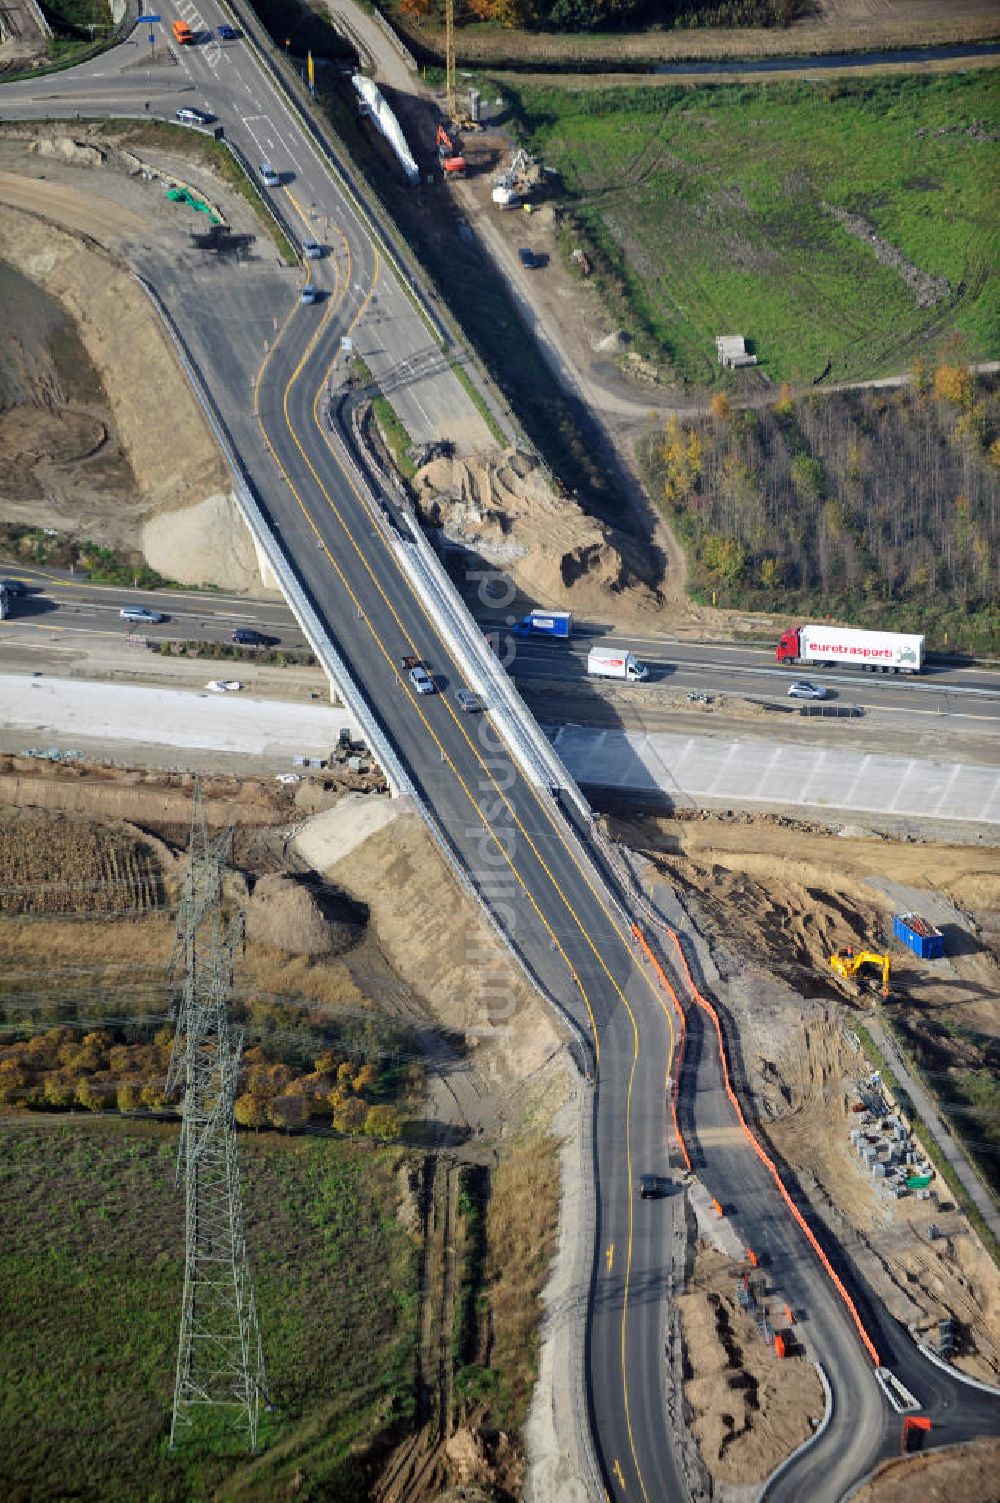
<box><xmin>746</xmin><ymin>1248</ymin><xmax>758</xmax><ymax>1268</ymax></box>
<box><xmin>662</xmin><ymin>925</ymin><xmax>882</xmax><ymax>1368</ymax></box>
<box><xmin>632</xmin><ymin>924</ymin><xmax>692</xmax><ymax>1173</ymax></box>
<box><xmin>774</xmin><ymin>1334</ymin><xmax>786</xmax><ymax>1359</ymax></box>
<box><xmin>784</xmin><ymin>1302</ymin><xmax>795</xmax><ymax>1326</ymax></box>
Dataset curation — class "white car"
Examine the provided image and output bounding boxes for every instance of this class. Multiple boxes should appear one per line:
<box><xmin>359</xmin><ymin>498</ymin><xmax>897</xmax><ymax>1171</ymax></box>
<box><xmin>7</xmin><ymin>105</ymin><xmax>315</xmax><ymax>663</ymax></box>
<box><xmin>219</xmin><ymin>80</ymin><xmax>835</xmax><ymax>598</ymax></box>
<box><xmin>259</xmin><ymin>163</ymin><xmax>280</xmax><ymax>187</ymax></box>
<box><xmin>205</xmin><ymin>679</ymin><xmax>243</xmax><ymax>693</ymax></box>
<box><xmin>787</xmin><ymin>680</ymin><xmax>828</xmax><ymax>701</ymax></box>
<box><xmin>275</xmin><ymin>773</ymin><xmax>302</xmax><ymax>785</ymax></box>
<box><xmin>409</xmin><ymin>663</ymin><xmax>435</xmax><ymax>695</ymax></box>
<box><xmin>302</xmin><ymin>238</ymin><xmax>323</xmax><ymax>259</ymax></box>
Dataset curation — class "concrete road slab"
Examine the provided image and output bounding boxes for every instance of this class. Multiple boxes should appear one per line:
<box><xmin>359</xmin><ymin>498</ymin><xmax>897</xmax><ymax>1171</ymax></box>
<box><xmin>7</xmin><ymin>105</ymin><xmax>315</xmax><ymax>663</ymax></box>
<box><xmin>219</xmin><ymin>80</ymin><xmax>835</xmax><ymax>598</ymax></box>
<box><xmin>548</xmin><ymin>724</ymin><xmax>1000</xmax><ymax>828</ymax></box>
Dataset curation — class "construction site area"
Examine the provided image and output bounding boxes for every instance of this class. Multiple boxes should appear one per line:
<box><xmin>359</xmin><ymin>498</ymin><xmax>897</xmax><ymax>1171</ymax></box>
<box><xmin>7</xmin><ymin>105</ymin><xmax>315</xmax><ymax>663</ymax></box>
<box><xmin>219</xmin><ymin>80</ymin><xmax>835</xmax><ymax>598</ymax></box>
<box><xmin>0</xmin><ymin>742</ymin><xmax>997</xmax><ymax>1498</ymax></box>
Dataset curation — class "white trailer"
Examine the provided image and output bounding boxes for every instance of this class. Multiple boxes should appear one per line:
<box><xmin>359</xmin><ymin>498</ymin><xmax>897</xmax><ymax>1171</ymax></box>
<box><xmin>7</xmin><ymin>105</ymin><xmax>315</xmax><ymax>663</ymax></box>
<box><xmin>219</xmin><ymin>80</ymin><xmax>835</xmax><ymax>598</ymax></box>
<box><xmin>776</xmin><ymin>624</ymin><xmax>924</xmax><ymax>674</ymax></box>
<box><xmin>587</xmin><ymin>646</ymin><xmax>648</xmax><ymax>682</ymax></box>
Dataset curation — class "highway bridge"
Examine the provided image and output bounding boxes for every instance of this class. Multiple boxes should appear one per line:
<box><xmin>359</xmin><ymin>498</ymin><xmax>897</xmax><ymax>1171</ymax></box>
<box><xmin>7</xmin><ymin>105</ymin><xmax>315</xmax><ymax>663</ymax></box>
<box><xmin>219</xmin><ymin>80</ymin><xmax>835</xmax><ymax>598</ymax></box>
<box><xmin>2</xmin><ymin>10</ymin><xmax>998</xmax><ymax>1497</ymax></box>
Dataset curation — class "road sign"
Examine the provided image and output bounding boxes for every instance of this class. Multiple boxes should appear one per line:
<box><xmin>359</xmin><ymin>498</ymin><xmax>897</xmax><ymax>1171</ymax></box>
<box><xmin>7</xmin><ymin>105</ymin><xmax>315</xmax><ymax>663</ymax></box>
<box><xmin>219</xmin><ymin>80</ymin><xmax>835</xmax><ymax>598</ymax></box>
<box><xmin>137</xmin><ymin>13</ymin><xmax>161</xmax><ymax>20</ymax></box>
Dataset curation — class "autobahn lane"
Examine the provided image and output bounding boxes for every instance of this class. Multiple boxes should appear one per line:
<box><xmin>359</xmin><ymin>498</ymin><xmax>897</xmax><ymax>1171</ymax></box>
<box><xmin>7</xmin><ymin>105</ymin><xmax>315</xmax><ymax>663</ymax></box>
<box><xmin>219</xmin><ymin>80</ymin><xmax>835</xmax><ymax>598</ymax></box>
<box><xmin>485</xmin><ymin>629</ymin><xmax>1000</xmax><ymax>722</ymax></box>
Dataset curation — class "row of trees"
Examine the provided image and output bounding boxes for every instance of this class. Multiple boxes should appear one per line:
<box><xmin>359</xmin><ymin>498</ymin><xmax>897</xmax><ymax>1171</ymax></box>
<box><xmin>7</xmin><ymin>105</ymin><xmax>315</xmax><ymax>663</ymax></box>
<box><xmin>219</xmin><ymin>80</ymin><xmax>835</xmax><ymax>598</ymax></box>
<box><xmin>644</xmin><ymin>368</ymin><xmax>1000</xmax><ymax>649</ymax></box>
<box><xmin>0</xmin><ymin>1027</ymin><xmax>406</xmax><ymax>1140</ymax></box>
<box><xmin>397</xmin><ymin>0</ymin><xmax>797</xmax><ymax>36</ymax></box>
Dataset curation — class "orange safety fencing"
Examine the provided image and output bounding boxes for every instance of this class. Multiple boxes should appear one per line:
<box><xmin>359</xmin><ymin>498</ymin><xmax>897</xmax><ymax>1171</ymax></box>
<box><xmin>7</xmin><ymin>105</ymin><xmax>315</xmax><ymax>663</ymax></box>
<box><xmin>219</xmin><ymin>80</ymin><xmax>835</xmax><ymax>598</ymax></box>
<box><xmin>663</xmin><ymin>925</ymin><xmax>882</xmax><ymax>1369</ymax></box>
<box><xmin>632</xmin><ymin>923</ymin><xmax>692</xmax><ymax>1174</ymax></box>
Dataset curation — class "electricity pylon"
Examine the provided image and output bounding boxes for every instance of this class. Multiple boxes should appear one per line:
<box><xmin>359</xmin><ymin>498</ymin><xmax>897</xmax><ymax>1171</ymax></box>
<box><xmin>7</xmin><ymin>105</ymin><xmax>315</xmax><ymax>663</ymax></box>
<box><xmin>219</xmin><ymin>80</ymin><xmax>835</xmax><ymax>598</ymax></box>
<box><xmin>166</xmin><ymin>787</ymin><xmax>267</xmax><ymax>1452</ymax></box>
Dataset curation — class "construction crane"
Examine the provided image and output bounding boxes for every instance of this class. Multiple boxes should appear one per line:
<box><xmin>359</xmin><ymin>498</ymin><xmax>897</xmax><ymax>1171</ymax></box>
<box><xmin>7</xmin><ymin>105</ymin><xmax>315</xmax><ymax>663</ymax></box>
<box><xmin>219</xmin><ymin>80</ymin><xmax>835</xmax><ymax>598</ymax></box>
<box><xmin>829</xmin><ymin>947</ymin><xmax>891</xmax><ymax>1000</ymax></box>
<box><xmin>445</xmin><ymin>0</ymin><xmax>456</xmax><ymax>126</ymax></box>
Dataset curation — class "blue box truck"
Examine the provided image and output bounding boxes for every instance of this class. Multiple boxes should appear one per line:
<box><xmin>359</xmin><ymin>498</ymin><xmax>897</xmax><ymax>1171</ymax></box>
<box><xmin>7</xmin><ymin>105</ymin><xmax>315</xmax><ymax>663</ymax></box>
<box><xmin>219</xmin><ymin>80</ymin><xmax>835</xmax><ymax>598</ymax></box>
<box><xmin>511</xmin><ymin>610</ymin><xmax>572</xmax><ymax>639</ymax></box>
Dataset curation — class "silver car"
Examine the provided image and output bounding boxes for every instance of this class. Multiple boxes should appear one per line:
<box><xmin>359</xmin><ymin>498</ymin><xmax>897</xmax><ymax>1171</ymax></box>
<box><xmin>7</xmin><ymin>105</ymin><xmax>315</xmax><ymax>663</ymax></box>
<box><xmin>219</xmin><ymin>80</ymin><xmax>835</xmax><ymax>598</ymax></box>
<box><xmin>409</xmin><ymin>664</ymin><xmax>434</xmax><ymax>695</ymax></box>
<box><xmin>259</xmin><ymin>163</ymin><xmax>280</xmax><ymax>187</ymax></box>
<box><xmin>787</xmin><ymin>680</ymin><xmax>828</xmax><ymax>700</ymax></box>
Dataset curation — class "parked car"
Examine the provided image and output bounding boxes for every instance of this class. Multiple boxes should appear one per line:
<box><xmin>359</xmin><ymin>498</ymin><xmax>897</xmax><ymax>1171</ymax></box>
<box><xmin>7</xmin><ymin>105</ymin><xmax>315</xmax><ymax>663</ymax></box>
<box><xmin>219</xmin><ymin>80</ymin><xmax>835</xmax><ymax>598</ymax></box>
<box><xmin>409</xmin><ymin>663</ymin><xmax>435</xmax><ymax>695</ymax></box>
<box><xmin>300</xmin><ymin>284</ymin><xmax>320</xmax><ymax>305</ymax></box>
<box><xmin>455</xmin><ymin>688</ymin><xmax>484</xmax><ymax>713</ymax></box>
<box><xmin>787</xmin><ymin>680</ymin><xmax>828</xmax><ymax>701</ymax></box>
<box><xmin>231</xmin><ymin>628</ymin><xmax>277</xmax><ymax>646</ymax></box>
<box><xmin>205</xmin><ymin>679</ymin><xmax>243</xmax><ymax>693</ymax></box>
<box><xmin>518</xmin><ymin>247</ymin><xmax>540</xmax><ymax>269</ymax></box>
<box><xmin>175</xmin><ymin>106</ymin><xmax>215</xmax><ymax>126</ymax></box>
<box><xmin>120</xmin><ymin>605</ymin><xmax>165</xmax><ymax>624</ymax></box>
<box><xmin>302</xmin><ymin>238</ymin><xmax>323</xmax><ymax>260</ymax></box>
<box><xmin>259</xmin><ymin>163</ymin><xmax>280</xmax><ymax>187</ymax></box>
<box><xmin>275</xmin><ymin>773</ymin><xmax>301</xmax><ymax>785</ymax></box>
<box><xmin>217</xmin><ymin>22</ymin><xmax>238</xmax><ymax>39</ymax></box>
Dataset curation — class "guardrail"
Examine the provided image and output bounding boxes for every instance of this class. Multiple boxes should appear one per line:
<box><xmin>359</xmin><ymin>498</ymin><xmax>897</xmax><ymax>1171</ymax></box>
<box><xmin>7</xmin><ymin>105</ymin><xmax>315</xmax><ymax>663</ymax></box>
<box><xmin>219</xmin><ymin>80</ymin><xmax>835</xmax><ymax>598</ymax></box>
<box><xmin>371</xmin><ymin>6</ymin><xmax>417</xmax><ymax>71</ymax></box>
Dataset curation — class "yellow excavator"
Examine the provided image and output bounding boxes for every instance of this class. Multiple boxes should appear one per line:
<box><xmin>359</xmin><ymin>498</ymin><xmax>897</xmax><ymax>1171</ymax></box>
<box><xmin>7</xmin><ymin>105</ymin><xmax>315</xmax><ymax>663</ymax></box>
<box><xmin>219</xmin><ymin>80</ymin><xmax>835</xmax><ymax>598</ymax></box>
<box><xmin>829</xmin><ymin>947</ymin><xmax>891</xmax><ymax>1000</ymax></box>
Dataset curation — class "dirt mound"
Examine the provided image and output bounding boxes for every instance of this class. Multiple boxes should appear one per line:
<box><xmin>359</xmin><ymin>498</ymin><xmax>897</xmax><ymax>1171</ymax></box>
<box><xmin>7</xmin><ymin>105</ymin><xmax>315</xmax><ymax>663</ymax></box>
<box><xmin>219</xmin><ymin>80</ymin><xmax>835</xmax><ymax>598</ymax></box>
<box><xmin>30</xmin><ymin>137</ymin><xmax>105</xmax><ymax>169</ymax></box>
<box><xmin>853</xmin><ymin>1436</ymin><xmax>1000</xmax><ymax>1503</ymax></box>
<box><xmin>245</xmin><ymin>872</ymin><xmax>361</xmax><ymax>957</ymax></box>
<box><xmin>678</xmin><ymin>1242</ymin><xmax>824</xmax><ymax>1485</ymax></box>
<box><xmin>412</xmin><ymin>448</ymin><xmax>662</xmax><ymax>620</ymax></box>
<box><xmin>142</xmin><ymin>490</ymin><xmax>263</xmax><ymax>593</ymax></box>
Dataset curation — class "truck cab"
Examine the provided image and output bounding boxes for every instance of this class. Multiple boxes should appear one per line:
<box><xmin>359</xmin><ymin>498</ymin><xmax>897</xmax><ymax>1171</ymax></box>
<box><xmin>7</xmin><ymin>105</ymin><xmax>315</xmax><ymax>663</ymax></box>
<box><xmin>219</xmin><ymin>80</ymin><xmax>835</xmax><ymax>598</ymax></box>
<box><xmin>776</xmin><ymin>628</ymin><xmax>801</xmax><ymax>664</ymax></box>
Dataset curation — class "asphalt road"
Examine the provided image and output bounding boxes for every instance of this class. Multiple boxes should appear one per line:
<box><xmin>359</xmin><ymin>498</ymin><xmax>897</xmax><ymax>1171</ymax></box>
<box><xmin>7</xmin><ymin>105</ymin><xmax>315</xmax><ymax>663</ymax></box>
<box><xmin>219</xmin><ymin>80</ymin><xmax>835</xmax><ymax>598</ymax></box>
<box><xmin>4</xmin><ymin>571</ymin><xmax>999</xmax><ymax>731</ymax></box>
<box><xmin>2</xmin><ymin>15</ymin><xmax>999</xmax><ymax>1499</ymax></box>
<box><xmin>0</xmin><ymin>569</ymin><xmax>309</xmax><ymax>649</ymax></box>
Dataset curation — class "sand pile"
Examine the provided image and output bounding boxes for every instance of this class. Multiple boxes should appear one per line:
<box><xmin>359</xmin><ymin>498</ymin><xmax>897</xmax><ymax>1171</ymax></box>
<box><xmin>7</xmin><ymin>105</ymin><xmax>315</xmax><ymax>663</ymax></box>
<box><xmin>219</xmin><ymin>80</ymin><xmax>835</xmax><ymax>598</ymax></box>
<box><xmin>412</xmin><ymin>448</ymin><xmax>662</xmax><ymax>619</ymax></box>
<box><xmin>678</xmin><ymin>1242</ymin><xmax>824</xmax><ymax>1485</ymax></box>
<box><xmin>245</xmin><ymin>872</ymin><xmax>361</xmax><ymax>957</ymax></box>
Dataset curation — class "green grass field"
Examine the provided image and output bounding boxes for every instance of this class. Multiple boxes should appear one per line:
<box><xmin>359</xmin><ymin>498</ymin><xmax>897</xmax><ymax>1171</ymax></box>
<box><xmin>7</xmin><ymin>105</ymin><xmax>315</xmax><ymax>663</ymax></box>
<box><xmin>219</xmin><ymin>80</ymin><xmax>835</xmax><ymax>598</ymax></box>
<box><xmin>512</xmin><ymin>72</ymin><xmax>999</xmax><ymax>386</ymax></box>
<box><xmin>0</xmin><ymin>1118</ymin><xmax>418</xmax><ymax>1503</ymax></box>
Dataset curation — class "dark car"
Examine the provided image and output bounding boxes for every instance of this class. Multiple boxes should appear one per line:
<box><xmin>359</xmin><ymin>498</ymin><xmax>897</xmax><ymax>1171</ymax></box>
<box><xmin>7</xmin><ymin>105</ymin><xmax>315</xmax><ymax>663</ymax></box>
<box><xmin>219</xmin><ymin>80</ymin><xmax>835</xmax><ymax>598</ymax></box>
<box><xmin>0</xmin><ymin>578</ymin><xmax>29</xmax><ymax>596</ymax></box>
<box><xmin>638</xmin><ymin>1175</ymin><xmax>661</xmax><ymax>1200</ymax></box>
<box><xmin>232</xmin><ymin>628</ymin><xmax>277</xmax><ymax>647</ymax></box>
<box><xmin>218</xmin><ymin>22</ymin><xmax>238</xmax><ymax>39</ymax></box>
<box><xmin>518</xmin><ymin>247</ymin><xmax>540</xmax><ymax>270</ymax></box>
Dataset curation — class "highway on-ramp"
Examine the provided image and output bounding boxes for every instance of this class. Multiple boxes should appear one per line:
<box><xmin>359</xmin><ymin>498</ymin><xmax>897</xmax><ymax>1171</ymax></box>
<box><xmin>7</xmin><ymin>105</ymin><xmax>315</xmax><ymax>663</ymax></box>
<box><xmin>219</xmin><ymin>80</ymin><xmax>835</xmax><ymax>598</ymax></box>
<box><xmin>2</xmin><ymin>16</ymin><xmax>999</xmax><ymax>1498</ymax></box>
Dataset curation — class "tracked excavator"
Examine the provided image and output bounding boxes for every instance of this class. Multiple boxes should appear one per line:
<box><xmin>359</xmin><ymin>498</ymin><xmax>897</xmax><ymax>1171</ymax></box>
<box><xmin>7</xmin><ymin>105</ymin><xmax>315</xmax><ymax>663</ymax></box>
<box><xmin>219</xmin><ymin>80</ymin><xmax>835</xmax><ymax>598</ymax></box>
<box><xmin>829</xmin><ymin>947</ymin><xmax>891</xmax><ymax>1000</ymax></box>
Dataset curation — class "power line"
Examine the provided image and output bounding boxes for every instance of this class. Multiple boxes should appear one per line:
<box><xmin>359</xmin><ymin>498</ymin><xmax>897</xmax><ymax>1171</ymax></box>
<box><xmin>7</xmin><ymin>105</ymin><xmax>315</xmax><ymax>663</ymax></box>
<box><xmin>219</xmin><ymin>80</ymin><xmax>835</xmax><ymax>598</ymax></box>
<box><xmin>167</xmin><ymin>785</ymin><xmax>268</xmax><ymax>1453</ymax></box>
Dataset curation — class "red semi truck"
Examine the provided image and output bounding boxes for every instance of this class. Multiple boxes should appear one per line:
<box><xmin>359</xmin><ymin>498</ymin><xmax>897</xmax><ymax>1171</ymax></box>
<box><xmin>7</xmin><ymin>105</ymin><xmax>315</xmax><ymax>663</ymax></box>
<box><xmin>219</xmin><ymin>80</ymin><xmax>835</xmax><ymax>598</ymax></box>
<box><xmin>776</xmin><ymin>624</ymin><xmax>924</xmax><ymax>675</ymax></box>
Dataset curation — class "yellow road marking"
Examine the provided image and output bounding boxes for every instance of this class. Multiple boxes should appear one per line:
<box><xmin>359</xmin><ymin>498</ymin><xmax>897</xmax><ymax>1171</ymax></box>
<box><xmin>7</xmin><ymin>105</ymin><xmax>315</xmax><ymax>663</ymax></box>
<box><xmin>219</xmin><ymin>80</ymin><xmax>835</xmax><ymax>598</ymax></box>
<box><xmin>613</xmin><ymin>1458</ymin><xmax>625</xmax><ymax>1488</ymax></box>
<box><xmin>606</xmin><ymin>1242</ymin><xmax>615</xmax><ymax>1274</ymax></box>
<box><xmin>250</xmin><ymin>215</ymin><xmax>678</xmax><ymax>1502</ymax></box>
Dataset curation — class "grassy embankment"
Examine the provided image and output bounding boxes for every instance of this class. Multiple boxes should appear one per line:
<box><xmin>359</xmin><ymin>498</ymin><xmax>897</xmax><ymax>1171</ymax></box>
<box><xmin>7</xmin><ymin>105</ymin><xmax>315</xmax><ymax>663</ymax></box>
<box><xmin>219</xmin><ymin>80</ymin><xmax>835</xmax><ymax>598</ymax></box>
<box><xmin>511</xmin><ymin>71</ymin><xmax>998</xmax><ymax>387</ymax></box>
<box><xmin>0</xmin><ymin>1118</ymin><xmax>419</xmax><ymax>1503</ymax></box>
